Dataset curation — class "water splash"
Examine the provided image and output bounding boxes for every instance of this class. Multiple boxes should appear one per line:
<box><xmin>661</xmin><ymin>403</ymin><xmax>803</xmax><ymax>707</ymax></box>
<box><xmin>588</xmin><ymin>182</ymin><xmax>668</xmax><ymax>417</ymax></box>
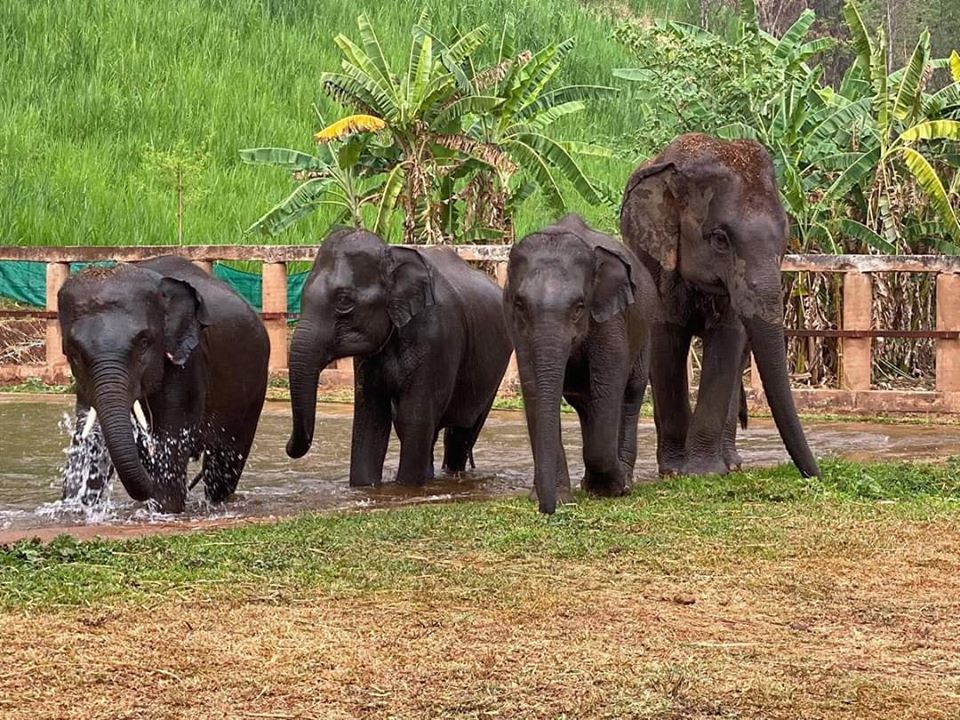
<box><xmin>51</xmin><ymin>410</ymin><xmax>118</xmax><ymax>524</ymax></box>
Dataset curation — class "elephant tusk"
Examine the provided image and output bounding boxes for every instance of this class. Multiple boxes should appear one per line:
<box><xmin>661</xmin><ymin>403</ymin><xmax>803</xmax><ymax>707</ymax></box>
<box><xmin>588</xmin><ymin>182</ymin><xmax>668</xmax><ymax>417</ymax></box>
<box><xmin>80</xmin><ymin>408</ymin><xmax>97</xmax><ymax>440</ymax></box>
<box><xmin>133</xmin><ymin>400</ymin><xmax>149</xmax><ymax>431</ymax></box>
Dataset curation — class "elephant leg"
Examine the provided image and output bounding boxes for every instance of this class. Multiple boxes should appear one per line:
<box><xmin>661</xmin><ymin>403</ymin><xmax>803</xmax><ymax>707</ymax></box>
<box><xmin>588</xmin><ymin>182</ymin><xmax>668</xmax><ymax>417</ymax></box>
<box><xmin>139</xmin><ymin>430</ymin><xmax>188</xmax><ymax>513</ymax></box>
<box><xmin>349</xmin><ymin>386</ymin><xmax>392</xmax><ymax>487</ymax></box>
<box><xmin>722</xmin><ymin>354</ymin><xmax>749</xmax><ymax>471</ymax></box>
<box><xmin>683</xmin><ymin>323</ymin><xmax>747</xmax><ymax>476</ymax></box>
<box><xmin>650</xmin><ymin>322</ymin><xmax>692</xmax><ymax>475</ymax></box>
<box><xmin>201</xmin><ymin>404</ymin><xmax>261</xmax><ymax>503</ymax></box>
<box><xmin>200</xmin><ymin>445</ymin><xmax>244</xmax><ymax>503</ymax></box>
<box><xmin>617</xmin><ymin>350</ymin><xmax>649</xmax><ymax>490</ymax></box>
<box><xmin>393</xmin><ymin>394</ymin><xmax>438</xmax><ymax>486</ymax></box>
<box><xmin>442</xmin><ymin>404</ymin><xmax>491</xmax><ymax>473</ymax></box>
<box><xmin>578</xmin><ymin>387</ymin><xmax>631</xmax><ymax>498</ymax></box>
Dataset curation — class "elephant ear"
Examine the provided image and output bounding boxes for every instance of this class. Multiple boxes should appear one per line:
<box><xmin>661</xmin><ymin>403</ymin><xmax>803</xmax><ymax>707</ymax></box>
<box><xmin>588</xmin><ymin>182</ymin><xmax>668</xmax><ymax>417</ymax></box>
<box><xmin>382</xmin><ymin>246</ymin><xmax>436</xmax><ymax>328</ymax></box>
<box><xmin>620</xmin><ymin>161</ymin><xmax>682</xmax><ymax>274</ymax></box>
<box><xmin>160</xmin><ymin>278</ymin><xmax>210</xmax><ymax>366</ymax></box>
<box><xmin>591</xmin><ymin>245</ymin><xmax>636</xmax><ymax>323</ymax></box>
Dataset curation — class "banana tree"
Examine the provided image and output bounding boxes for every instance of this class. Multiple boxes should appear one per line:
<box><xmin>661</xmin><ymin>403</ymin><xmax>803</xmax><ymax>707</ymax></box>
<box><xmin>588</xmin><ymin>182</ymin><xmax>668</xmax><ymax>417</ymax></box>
<box><xmin>239</xmin><ymin>128</ymin><xmax>400</xmax><ymax>237</ymax></box>
<box><xmin>316</xmin><ymin>11</ymin><xmax>615</xmax><ymax>243</ymax></box>
<box><xmin>818</xmin><ymin>1</ymin><xmax>960</xmax><ymax>253</ymax></box>
<box><xmin>444</xmin><ymin>18</ymin><xmax>617</xmax><ymax>240</ymax></box>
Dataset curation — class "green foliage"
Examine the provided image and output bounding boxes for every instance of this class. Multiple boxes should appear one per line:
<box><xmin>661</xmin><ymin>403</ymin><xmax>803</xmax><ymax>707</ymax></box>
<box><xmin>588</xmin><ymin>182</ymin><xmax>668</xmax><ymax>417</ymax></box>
<box><xmin>244</xmin><ymin>12</ymin><xmax>616</xmax><ymax>243</ymax></box>
<box><xmin>139</xmin><ymin>140</ymin><xmax>211</xmax><ymax>245</ymax></box>
<box><xmin>614</xmin><ymin>0</ymin><xmax>960</xmax><ymax>254</ymax></box>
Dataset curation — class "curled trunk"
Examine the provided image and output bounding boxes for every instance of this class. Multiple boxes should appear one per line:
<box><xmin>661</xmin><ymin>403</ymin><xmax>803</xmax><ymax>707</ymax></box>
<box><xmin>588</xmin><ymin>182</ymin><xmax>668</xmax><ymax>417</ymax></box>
<box><xmin>743</xmin><ymin>316</ymin><xmax>820</xmax><ymax>477</ymax></box>
<box><xmin>286</xmin><ymin>321</ymin><xmax>331</xmax><ymax>458</ymax></box>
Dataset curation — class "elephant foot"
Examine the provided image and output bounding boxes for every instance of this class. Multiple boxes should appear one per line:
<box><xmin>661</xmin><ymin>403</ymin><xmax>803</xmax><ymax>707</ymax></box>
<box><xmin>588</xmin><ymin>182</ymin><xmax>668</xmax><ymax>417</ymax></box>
<box><xmin>580</xmin><ymin>470</ymin><xmax>630</xmax><ymax>498</ymax></box>
<box><xmin>680</xmin><ymin>454</ymin><xmax>729</xmax><ymax>477</ymax></box>
<box><xmin>723</xmin><ymin>447</ymin><xmax>743</xmax><ymax>473</ymax></box>
<box><xmin>349</xmin><ymin>474</ymin><xmax>382</xmax><ymax>488</ymax></box>
<box><xmin>527</xmin><ymin>484</ymin><xmax>574</xmax><ymax>506</ymax></box>
<box><xmin>146</xmin><ymin>486</ymin><xmax>187</xmax><ymax>514</ymax></box>
<box><xmin>657</xmin><ymin>444</ymin><xmax>686</xmax><ymax>477</ymax></box>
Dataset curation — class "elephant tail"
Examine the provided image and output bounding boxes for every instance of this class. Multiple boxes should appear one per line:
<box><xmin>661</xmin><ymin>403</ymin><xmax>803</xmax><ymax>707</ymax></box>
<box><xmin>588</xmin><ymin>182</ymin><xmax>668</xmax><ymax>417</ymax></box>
<box><xmin>469</xmin><ymin>448</ymin><xmax>475</xmax><ymax>470</ymax></box>
<box><xmin>739</xmin><ymin>382</ymin><xmax>749</xmax><ymax>430</ymax></box>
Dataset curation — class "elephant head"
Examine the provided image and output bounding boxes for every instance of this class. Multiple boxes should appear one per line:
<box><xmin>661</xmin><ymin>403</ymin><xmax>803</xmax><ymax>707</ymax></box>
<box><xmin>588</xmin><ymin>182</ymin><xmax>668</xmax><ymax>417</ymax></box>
<box><xmin>620</xmin><ymin>133</ymin><xmax>818</xmax><ymax>478</ymax></box>
<box><xmin>286</xmin><ymin>228</ymin><xmax>435</xmax><ymax>459</ymax></box>
<box><xmin>504</xmin><ymin>215</ymin><xmax>637</xmax><ymax>513</ymax></box>
<box><xmin>58</xmin><ymin>264</ymin><xmax>210</xmax><ymax>509</ymax></box>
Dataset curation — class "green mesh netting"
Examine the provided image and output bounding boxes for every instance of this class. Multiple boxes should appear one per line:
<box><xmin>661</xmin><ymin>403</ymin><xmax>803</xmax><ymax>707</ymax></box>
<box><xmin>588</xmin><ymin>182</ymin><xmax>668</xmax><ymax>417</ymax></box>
<box><xmin>0</xmin><ymin>261</ymin><xmax>309</xmax><ymax>315</ymax></box>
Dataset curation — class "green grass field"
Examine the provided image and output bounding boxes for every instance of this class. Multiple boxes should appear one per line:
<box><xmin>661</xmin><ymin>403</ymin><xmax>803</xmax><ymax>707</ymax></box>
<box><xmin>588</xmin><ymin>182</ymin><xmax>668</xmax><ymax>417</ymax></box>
<box><xmin>2</xmin><ymin>459</ymin><xmax>959</xmax><ymax>717</ymax></box>
<box><xmin>1</xmin><ymin>0</ymin><xmax>697</xmax><ymax>249</ymax></box>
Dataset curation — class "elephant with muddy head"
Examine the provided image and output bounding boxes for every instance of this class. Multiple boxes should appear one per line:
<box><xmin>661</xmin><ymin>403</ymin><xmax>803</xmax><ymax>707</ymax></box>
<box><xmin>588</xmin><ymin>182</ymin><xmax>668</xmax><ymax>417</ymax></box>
<box><xmin>620</xmin><ymin>133</ymin><xmax>819</xmax><ymax>478</ymax></box>
<box><xmin>58</xmin><ymin>256</ymin><xmax>269</xmax><ymax>512</ymax></box>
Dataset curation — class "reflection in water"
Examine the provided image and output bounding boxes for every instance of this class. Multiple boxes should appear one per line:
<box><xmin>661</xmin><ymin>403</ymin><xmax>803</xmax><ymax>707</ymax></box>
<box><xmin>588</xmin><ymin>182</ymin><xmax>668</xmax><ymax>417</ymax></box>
<box><xmin>1</xmin><ymin>396</ymin><xmax>960</xmax><ymax>534</ymax></box>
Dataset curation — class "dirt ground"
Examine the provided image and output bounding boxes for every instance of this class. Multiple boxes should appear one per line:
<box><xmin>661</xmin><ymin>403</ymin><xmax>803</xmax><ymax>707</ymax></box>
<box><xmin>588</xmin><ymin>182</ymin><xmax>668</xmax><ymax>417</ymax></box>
<box><xmin>2</xmin><ymin>514</ymin><xmax>958</xmax><ymax>719</ymax></box>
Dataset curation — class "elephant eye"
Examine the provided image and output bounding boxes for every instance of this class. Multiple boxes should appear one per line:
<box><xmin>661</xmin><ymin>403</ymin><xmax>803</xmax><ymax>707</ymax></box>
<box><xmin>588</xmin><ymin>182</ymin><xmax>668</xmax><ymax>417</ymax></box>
<box><xmin>710</xmin><ymin>229</ymin><xmax>731</xmax><ymax>253</ymax></box>
<box><xmin>571</xmin><ymin>300</ymin><xmax>585</xmax><ymax>321</ymax></box>
<box><xmin>333</xmin><ymin>290</ymin><xmax>355</xmax><ymax>316</ymax></box>
<box><xmin>136</xmin><ymin>335</ymin><xmax>152</xmax><ymax>354</ymax></box>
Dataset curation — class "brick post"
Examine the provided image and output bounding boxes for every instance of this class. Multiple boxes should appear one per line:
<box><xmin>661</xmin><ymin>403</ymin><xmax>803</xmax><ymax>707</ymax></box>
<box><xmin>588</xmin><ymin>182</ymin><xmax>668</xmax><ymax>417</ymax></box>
<box><xmin>494</xmin><ymin>261</ymin><xmax>518</xmax><ymax>392</ymax></box>
<box><xmin>262</xmin><ymin>262</ymin><xmax>288</xmax><ymax>372</ymax></box>
<box><xmin>936</xmin><ymin>272</ymin><xmax>960</xmax><ymax>392</ymax></box>
<box><xmin>841</xmin><ymin>270</ymin><xmax>872</xmax><ymax>391</ymax></box>
<box><xmin>45</xmin><ymin>262</ymin><xmax>71</xmax><ymax>375</ymax></box>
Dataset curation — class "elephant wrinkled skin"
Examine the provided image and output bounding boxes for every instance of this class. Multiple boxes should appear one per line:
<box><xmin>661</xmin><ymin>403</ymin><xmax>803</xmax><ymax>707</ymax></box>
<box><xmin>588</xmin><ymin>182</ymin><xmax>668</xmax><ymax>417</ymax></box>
<box><xmin>287</xmin><ymin>228</ymin><xmax>512</xmax><ymax>487</ymax></box>
<box><xmin>504</xmin><ymin>214</ymin><xmax>656</xmax><ymax>514</ymax></box>
<box><xmin>620</xmin><ymin>133</ymin><xmax>819</xmax><ymax>478</ymax></box>
<box><xmin>58</xmin><ymin>256</ymin><xmax>269</xmax><ymax>512</ymax></box>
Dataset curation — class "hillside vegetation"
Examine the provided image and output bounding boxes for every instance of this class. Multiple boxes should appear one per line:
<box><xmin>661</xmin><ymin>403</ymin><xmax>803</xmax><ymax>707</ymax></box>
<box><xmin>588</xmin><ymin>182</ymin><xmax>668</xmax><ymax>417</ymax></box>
<box><xmin>1</xmin><ymin>0</ymin><xmax>697</xmax><ymax>247</ymax></box>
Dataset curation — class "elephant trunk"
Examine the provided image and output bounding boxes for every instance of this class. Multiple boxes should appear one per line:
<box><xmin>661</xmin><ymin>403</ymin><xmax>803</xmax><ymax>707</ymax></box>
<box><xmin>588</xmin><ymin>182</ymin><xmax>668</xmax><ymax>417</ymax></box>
<box><xmin>286</xmin><ymin>320</ymin><xmax>332</xmax><ymax>458</ymax></box>
<box><xmin>525</xmin><ymin>332</ymin><xmax>571</xmax><ymax>514</ymax></box>
<box><xmin>742</xmin><ymin>315</ymin><xmax>820</xmax><ymax>477</ymax></box>
<box><xmin>90</xmin><ymin>359</ymin><xmax>154</xmax><ymax>502</ymax></box>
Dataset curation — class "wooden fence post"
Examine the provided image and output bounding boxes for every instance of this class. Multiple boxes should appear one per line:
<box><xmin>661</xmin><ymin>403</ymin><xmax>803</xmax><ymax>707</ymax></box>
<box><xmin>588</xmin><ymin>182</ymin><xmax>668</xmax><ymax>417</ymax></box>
<box><xmin>262</xmin><ymin>262</ymin><xmax>288</xmax><ymax>373</ymax></box>
<box><xmin>841</xmin><ymin>270</ymin><xmax>872</xmax><ymax>391</ymax></box>
<box><xmin>936</xmin><ymin>272</ymin><xmax>960</xmax><ymax>392</ymax></box>
<box><xmin>45</xmin><ymin>262</ymin><xmax>71</xmax><ymax>376</ymax></box>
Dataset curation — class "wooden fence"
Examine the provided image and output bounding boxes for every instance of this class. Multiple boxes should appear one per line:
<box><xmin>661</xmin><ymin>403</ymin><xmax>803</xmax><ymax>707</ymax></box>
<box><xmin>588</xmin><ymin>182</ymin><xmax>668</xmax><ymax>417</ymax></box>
<box><xmin>1</xmin><ymin>246</ymin><xmax>959</xmax><ymax>414</ymax></box>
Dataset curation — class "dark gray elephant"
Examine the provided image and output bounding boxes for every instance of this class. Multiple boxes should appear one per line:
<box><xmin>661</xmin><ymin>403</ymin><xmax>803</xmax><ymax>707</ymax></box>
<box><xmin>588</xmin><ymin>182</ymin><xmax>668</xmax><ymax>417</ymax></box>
<box><xmin>58</xmin><ymin>256</ymin><xmax>270</xmax><ymax>512</ymax></box>
<box><xmin>286</xmin><ymin>228</ymin><xmax>512</xmax><ymax>486</ymax></box>
<box><xmin>504</xmin><ymin>214</ymin><xmax>656</xmax><ymax>514</ymax></box>
<box><xmin>620</xmin><ymin>133</ymin><xmax>819</xmax><ymax>478</ymax></box>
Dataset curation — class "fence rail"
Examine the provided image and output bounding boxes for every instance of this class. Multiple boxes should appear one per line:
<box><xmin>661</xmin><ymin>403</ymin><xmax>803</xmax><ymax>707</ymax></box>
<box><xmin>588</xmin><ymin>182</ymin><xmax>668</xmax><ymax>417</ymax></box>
<box><xmin>1</xmin><ymin>246</ymin><xmax>959</xmax><ymax>413</ymax></box>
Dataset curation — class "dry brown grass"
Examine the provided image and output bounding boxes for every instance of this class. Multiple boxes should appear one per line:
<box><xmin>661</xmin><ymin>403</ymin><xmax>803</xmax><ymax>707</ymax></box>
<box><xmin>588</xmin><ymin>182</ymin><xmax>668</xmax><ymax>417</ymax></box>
<box><xmin>2</xmin><ymin>513</ymin><xmax>959</xmax><ymax>719</ymax></box>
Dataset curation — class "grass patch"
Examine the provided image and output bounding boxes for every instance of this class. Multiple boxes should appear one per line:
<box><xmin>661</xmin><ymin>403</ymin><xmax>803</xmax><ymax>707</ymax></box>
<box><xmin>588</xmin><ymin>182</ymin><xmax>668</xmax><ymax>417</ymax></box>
<box><xmin>2</xmin><ymin>458</ymin><xmax>957</xmax><ymax>609</ymax></box>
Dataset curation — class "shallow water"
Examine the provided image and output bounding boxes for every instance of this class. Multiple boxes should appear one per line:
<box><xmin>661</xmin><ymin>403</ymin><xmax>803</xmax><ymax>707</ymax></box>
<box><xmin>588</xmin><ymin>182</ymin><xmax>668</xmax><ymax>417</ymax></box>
<box><xmin>2</xmin><ymin>395</ymin><xmax>960</xmax><ymax>538</ymax></box>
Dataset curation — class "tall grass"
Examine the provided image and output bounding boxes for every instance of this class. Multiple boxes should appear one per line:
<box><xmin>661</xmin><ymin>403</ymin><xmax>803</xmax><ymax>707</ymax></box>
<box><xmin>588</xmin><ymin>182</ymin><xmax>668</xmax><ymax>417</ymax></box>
<box><xmin>0</xmin><ymin>0</ymin><xmax>694</xmax><ymax>247</ymax></box>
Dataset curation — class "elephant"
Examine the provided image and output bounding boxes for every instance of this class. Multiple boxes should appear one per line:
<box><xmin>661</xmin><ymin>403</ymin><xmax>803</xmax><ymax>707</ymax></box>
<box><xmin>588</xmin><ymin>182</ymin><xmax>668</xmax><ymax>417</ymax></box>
<box><xmin>58</xmin><ymin>256</ymin><xmax>269</xmax><ymax>512</ymax></box>
<box><xmin>286</xmin><ymin>228</ymin><xmax>512</xmax><ymax>487</ymax></box>
<box><xmin>504</xmin><ymin>214</ymin><xmax>656</xmax><ymax>514</ymax></box>
<box><xmin>620</xmin><ymin>133</ymin><xmax>820</xmax><ymax>478</ymax></box>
